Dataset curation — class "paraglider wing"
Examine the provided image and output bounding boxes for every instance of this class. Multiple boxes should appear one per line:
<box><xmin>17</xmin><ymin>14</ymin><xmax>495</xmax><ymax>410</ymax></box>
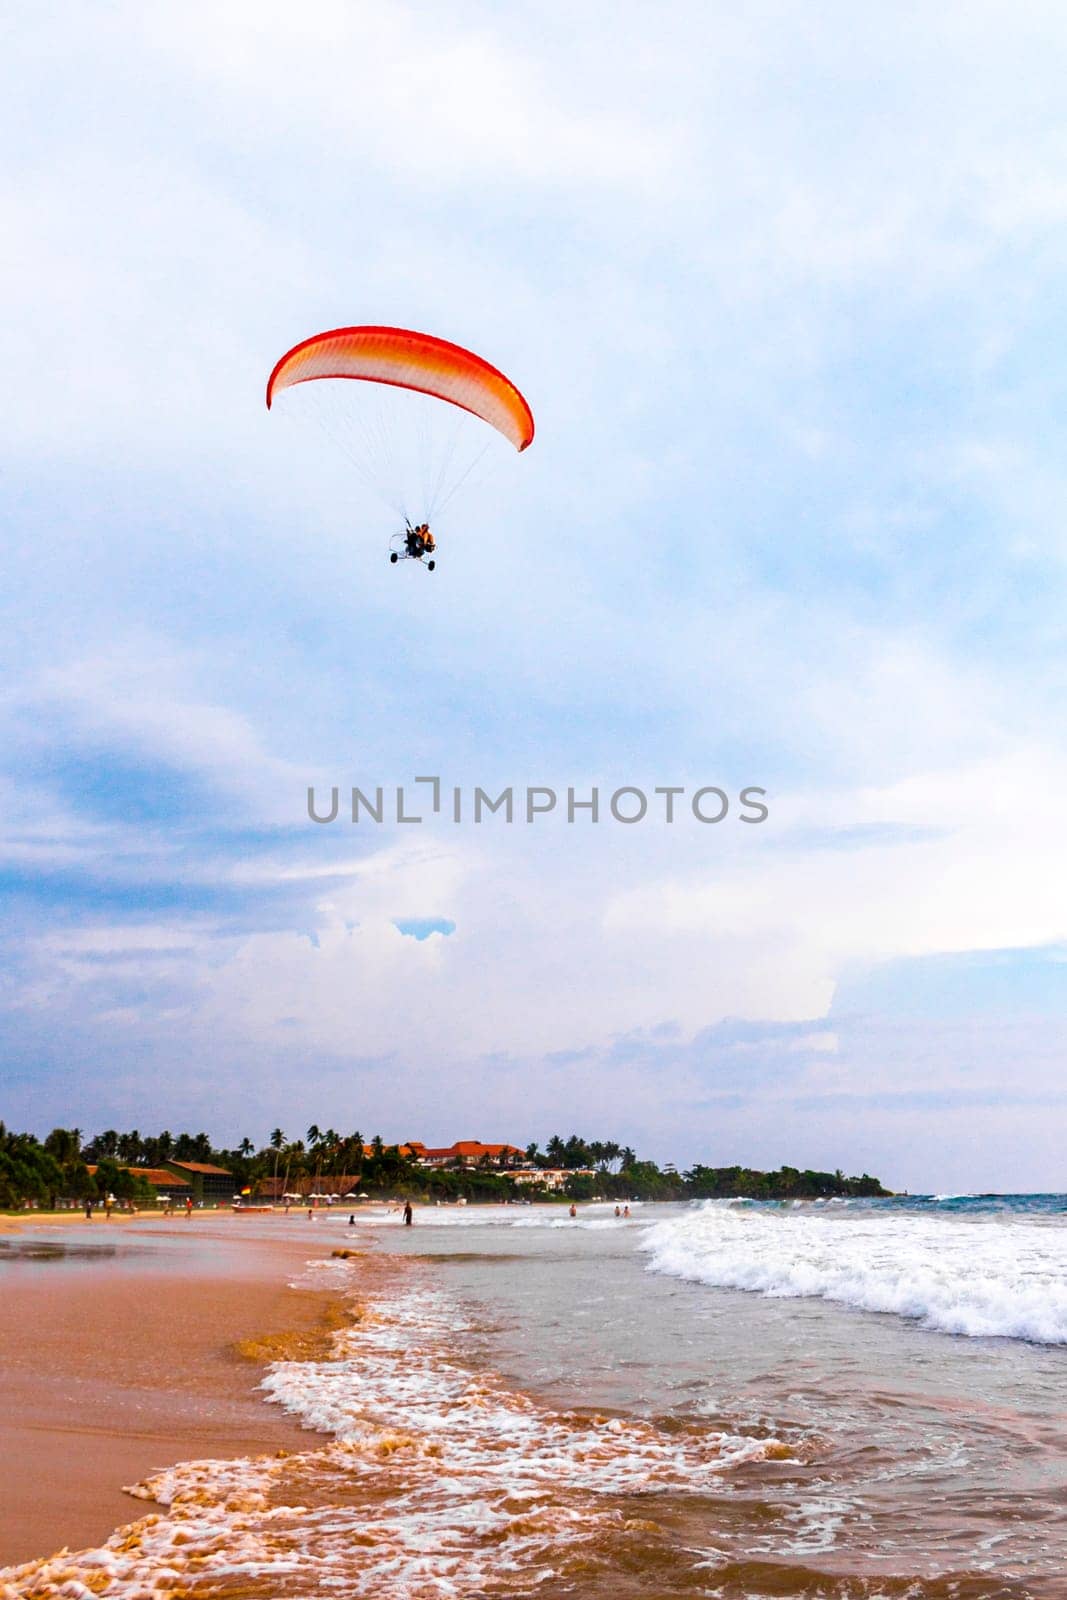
<box><xmin>266</xmin><ymin>325</ymin><xmax>534</xmax><ymax>451</ymax></box>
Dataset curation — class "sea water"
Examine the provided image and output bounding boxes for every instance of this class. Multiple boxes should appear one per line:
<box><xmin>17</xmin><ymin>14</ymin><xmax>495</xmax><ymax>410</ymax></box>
<box><xmin>3</xmin><ymin>1196</ymin><xmax>1066</xmax><ymax>1598</ymax></box>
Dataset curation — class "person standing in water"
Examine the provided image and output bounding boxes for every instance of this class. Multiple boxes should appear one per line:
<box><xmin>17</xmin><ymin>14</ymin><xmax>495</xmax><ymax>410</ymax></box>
<box><xmin>403</xmin><ymin>1200</ymin><xmax>413</xmax><ymax>1226</ymax></box>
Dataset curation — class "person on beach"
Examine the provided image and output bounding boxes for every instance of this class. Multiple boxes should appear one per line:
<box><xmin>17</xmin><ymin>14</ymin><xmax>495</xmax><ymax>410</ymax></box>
<box><xmin>623</xmin><ymin>1205</ymin><xmax>631</xmax><ymax>1218</ymax></box>
<box><xmin>84</xmin><ymin>1199</ymin><xmax>93</xmax><ymax>1220</ymax></box>
<box><xmin>403</xmin><ymin>1200</ymin><xmax>413</xmax><ymax>1226</ymax></box>
<box><xmin>614</xmin><ymin>1205</ymin><xmax>621</xmax><ymax>1218</ymax></box>
<box><xmin>569</xmin><ymin>1203</ymin><xmax>577</xmax><ymax>1218</ymax></box>
<box><xmin>348</xmin><ymin>1213</ymin><xmax>355</xmax><ymax>1226</ymax></box>
<box><xmin>185</xmin><ymin>1196</ymin><xmax>193</xmax><ymax>1218</ymax></box>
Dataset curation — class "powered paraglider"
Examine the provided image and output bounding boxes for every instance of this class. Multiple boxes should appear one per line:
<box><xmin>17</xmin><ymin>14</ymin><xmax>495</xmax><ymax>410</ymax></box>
<box><xmin>267</xmin><ymin>325</ymin><xmax>534</xmax><ymax>569</ymax></box>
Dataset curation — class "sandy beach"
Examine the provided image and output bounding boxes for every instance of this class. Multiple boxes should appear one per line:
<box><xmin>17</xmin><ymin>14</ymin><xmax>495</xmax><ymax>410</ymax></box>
<box><xmin>0</xmin><ymin>1217</ymin><xmax>345</xmax><ymax>1566</ymax></box>
<box><xmin>3</xmin><ymin>1199</ymin><xmax>1065</xmax><ymax>1597</ymax></box>
<box><xmin>0</xmin><ymin>1211</ymin><xmax>157</xmax><ymax>1235</ymax></box>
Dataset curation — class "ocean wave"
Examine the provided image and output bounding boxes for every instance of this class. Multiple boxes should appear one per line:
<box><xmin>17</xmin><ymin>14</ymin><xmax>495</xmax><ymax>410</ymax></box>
<box><xmin>0</xmin><ymin>1263</ymin><xmax>794</xmax><ymax>1600</ymax></box>
<box><xmin>317</xmin><ymin>1203</ymin><xmax>643</xmax><ymax>1232</ymax></box>
<box><xmin>641</xmin><ymin>1202</ymin><xmax>1067</xmax><ymax>1344</ymax></box>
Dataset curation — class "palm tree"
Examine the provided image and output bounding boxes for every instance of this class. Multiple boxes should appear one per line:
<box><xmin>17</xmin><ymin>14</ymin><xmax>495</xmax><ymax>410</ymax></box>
<box><xmin>281</xmin><ymin>1142</ymin><xmax>298</xmax><ymax>1200</ymax></box>
<box><xmin>305</xmin><ymin>1127</ymin><xmax>325</xmax><ymax>1196</ymax></box>
<box><xmin>44</xmin><ymin>1127</ymin><xmax>82</xmax><ymax>1166</ymax></box>
<box><xmin>239</xmin><ymin>1137</ymin><xmax>254</xmax><ymax>1159</ymax></box>
<box><xmin>563</xmin><ymin>1134</ymin><xmax>589</xmax><ymax>1169</ymax></box>
<box><xmin>270</xmin><ymin>1130</ymin><xmax>286</xmax><ymax>1196</ymax></box>
<box><xmin>346</xmin><ymin>1131</ymin><xmax>365</xmax><ymax>1185</ymax></box>
<box><xmin>117</xmin><ymin>1130</ymin><xmax>142</xmax><ymax>1165</ymax></box>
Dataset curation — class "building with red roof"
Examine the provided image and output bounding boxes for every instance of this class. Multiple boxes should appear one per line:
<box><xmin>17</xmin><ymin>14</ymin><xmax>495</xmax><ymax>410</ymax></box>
<box><xmin>416</xmin><ymin>1141</ymin><xmax>525</xmax><ymax>1169</ymax></box>
<box><xmin>86</xmin><ymin>1165</ymin><xmax>192</xmax><ymax>1203</ymax></box>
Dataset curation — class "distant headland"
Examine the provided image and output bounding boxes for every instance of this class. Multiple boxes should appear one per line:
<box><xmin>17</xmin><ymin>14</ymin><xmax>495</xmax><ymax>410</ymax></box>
<box><xmin>1</xmin><ymin>1123</ymin><xmax>890</xmax><ymax>1210</ymax></box>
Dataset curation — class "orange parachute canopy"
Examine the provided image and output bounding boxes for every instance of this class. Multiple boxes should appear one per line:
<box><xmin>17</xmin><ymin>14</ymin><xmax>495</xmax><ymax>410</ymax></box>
<box><xmin>266</xmin><ymin>325</ymin><xmax>534</xmax><ymax>452</ymax></box>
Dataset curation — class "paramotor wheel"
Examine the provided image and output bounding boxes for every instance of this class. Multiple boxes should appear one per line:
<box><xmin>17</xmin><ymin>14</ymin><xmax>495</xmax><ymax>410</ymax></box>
<box><xmin>427</xmin><ymin>560</ymin><xmax>436</xmax><ymax>571</ymax></box>
<box><xmin>390</xmin><ymin>552</ymin><xmax>398</xmax><ymax>563</ymax></box>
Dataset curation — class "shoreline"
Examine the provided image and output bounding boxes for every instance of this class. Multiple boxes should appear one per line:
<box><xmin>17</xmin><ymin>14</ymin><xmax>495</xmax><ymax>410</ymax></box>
<box><xmin>0</xmin><ymin>1221</ymin><xmax>349</xmax><ymax>1567</ymax></box>
<box><xmin>3</xmin><ymin>1203</ymin><xmax>1063</xmax><ymax>1594</ymax></box>
<box><xmin>0</xmin><ymin>1209</ymin><xmax>174</xmax><ymax>1233</ymax></box>
<box><xmin>0</xmin><ymin>1201</ymin><xmax>433</xmax><ymax>1235</ymax></box>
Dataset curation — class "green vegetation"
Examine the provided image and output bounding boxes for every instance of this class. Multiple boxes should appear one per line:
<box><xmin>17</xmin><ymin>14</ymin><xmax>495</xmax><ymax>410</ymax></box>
<box><xmin>0</xmin><ymin>1122</ymin><xmax>891</xmax><ymax>1209</ymax></box>
<box><xmin>684</xmin><ymin>1164</ymin><xmax>887</xmax><ymax>1200</ymax></box>
<box><xmin>0</xmin><ymin>1124</ymin><xmax>91</xmax><ymax>1210</ymax></box>
<box><xmin>0</xmin><ymin>1124</ymin><xmax>161</xmax><ymax>1210</ymax></box>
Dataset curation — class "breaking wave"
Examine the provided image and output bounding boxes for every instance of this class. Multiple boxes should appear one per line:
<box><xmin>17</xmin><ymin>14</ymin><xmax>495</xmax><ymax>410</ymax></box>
<box><xmin>0</xmin><ymin>1256</ymin><xmax>793</xmax><ymax>1599</ymax></box>
<box><xmin>641</xmin><ymin>1200</ymin><xmax>1067</xmax><ymax>1344</ymax></box>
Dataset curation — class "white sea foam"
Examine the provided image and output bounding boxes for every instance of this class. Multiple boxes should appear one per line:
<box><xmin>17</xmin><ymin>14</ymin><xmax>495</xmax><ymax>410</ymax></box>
<box><xmin>333</xmin><ymin>1205</ymin><xmax>612</xmax><ymax>1229</ymax></box>
<box><xmin>262</xmin><ymin>1282</ymin><xmax>776</xmax><ymax>1484</ymax></box>
<box><xmin>0</xmin><ymin>1263</ymin><xmax>792</xmax><ymax>1599</ymax></box>
<box><xmin>641</xmin><ymin>1202</ymin><xmax>1067</xmax><ymax>1344</ymax></box>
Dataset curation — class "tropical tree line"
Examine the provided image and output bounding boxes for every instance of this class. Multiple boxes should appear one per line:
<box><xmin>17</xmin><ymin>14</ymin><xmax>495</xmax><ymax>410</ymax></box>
<box><xmin>0</xmin><ymin>1122</ymin><xmax>890</xmax><ymax>1208</ymax></box>
<box><xmin>522</xmin><ymin>1135</ymin><xmax>638</xmax><ymax>1170</ymax></box>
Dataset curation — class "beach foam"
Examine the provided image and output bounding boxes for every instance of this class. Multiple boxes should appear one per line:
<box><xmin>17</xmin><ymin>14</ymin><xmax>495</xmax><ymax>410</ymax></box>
<box><xmin>641</xmin><ymin>1200</ymin><xmax>1067</xmax><ymax>1344</ymax></box>
<box><xmin>326</xmin><ymin>1201</ymin><xmax>646</xmax><ymax>1231</ymax></box>
<box><xmin>0</xmin><ymin>1257</ymin><xmax>793</xmax><ymax>1599</ymax></box>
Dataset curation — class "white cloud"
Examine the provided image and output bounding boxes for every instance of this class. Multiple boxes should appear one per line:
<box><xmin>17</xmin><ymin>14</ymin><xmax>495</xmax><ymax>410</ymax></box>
<box><xmin>6</xmin><ymin>0</ymin><xmax>1067</xmax><ymax>1188</ymax></box>
<box><xmin>605</xmin><ymin>744</ymin><xmax>1067</xmax><ymax>971</ymax></box>
<box><xmin>143</xmin><ymin>0</ymin><xmax>681</xmax><ymax>191</ymax></box>
<box><xmin>21</xmin><ymin>638</ymin><xmax>307</xmax><ymax>820</ymax></box>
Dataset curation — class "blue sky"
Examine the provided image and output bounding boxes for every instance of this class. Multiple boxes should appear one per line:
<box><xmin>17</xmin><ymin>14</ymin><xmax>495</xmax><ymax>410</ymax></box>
<box><xmin>2</xmin><ymin>0</ymin><xmax>1066</xmax><ymax>1189</ymax></box>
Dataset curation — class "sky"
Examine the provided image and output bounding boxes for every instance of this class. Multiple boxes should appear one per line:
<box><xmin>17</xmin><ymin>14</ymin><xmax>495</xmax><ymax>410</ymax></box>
<box><xmin>2</xmin><ymin>0</ymin><xmax>1066</xmax><ymax>1191</ymax></box>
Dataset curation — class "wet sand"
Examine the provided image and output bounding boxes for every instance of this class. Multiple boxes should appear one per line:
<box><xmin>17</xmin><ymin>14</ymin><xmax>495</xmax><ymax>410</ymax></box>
<box><xmin>0</xmin><ymin>1209</ymin><xmax>164</xmax><ymax>1233</ymax></box>
<box><xmin>0</xmin><ymin>1225</ymin><xmax>343</xmax><ymax>1566</ymax></box>
<box><xmin>5</xmin><ymin>1203</ymin><xmax>1063</xmax><ymax>1597</ymax></box>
